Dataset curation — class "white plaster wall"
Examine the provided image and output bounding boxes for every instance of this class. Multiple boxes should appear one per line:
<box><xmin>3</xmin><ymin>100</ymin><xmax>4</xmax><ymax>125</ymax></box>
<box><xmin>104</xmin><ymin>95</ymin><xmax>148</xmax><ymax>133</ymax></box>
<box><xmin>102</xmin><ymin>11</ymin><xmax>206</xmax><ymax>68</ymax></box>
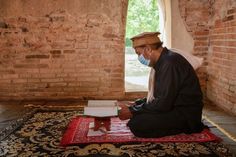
<box><xmin>171</xmin><ymin>0</ymin><xmax>194</xmax><ymax>53</ymax></box>
<box><xmin>158</xmin><ymin>0</ymin><xmax>172</xmax><ymax>48</ymax></box>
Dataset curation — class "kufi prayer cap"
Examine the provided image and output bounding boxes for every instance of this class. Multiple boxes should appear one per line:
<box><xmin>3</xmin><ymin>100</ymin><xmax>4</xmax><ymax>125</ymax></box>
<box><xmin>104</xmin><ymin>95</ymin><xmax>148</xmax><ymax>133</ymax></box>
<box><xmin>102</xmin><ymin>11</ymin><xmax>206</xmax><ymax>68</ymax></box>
<box><xmin>130</xmin><ymin>32</ymin><xmax>161</xmax><ymax>48</ymax></box>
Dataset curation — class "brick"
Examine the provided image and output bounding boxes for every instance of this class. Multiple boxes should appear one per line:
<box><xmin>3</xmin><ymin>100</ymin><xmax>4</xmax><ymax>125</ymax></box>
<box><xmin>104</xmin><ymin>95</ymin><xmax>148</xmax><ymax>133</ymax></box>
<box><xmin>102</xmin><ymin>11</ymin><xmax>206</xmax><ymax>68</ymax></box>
<box><xmin>222</xmin><ymin>15</ymin><xmax>234</xmax><ymax>22</ymax></box>
<box><xmin>20</xmin><ymin>27</ymin><xmax>28</xmax><ymax>32</ymax></box>
<box><xmin>14</xmin><ymin>64</ymin><xmax>33</xmax><ymax>68</ymax></box>
<box><xmin>227</xmin><ymin>41</ymin><xmax>236</xmax><ymax>47</ymax></box>
<box><xmin>229</xmin><ymin>85</ymin><xmax>236</xmax><ymax>93</ymax></box>
<box><xmin>49</xmin><ymin>82</ymin><xmax>67</xmax><ymax>87</ymax></box>
<box><xmin>63</xmin><ymin>50</ymin><xmax>75</xmax><ymax>54</ymax></box>
<box><xmin>111</xmin><ymin>82</ymin><xmax>123</xmax><ymax>87</ymax></box>
<box><xmin>63</xmin><ymin>87</ymin><xmax>75</xmax><ymax>92</ymax></box>
<box><xmin>39</xmin><ymin>69</ymin><xmax>63</xmax><ymax>73</ymax></box>
<box><xmin>41</xmin><ymin>78</ymin><xmax>63</xmax><ymax>82</ymax></box>
<box><xmin>75</xmin><ymin>87</ymin><xmax>98</xmax><ymax>92</ymax></box>
<box><xmin>194</xmin><ymin>36</ymin><xmax>208</xmax><ymax>40</ymax></box>
<box><xmin>27</xmin><ymin>78</ymin><xmax>40</xmax><ymax>83</ymax></box>
<box><xmin>79</xmin><ymin>81</ymin><xmax>100</xmax><ymax>87</ymax></box>
<box><xmin>229</xmin><ymin>96</ymin><xmax>236</xmax><ymax>104</ymax></box>
<box><xmin>50</xmin><ymin>16</ymin><xmax>65</xmax><ymax>22</ymax></box>
<box><xmin>212</xmin><ymin>46</ymin><xmax>236</xmax><ymax>53</ymax></box>
<box><xmin>88</xmin><ymin>41</ymin><xmax>106</xmax><ymax>49</ymax></box>
<box><xmin>227</xmin><ymin>26</ymin><xmax>236</xmax><ymax>33</ymax></box>
<box><xmin>194</xmin><ymin>41</ymin><xmax>208</xmax><ymax>46</ymax></box>
<box><xmin>63</xmin><ymin>69</ymin><xmax>76</xmax><ymax>73</ymax></box>
<box><xmin>211</xmin><ymin>41</ymin><xmax>226</xmax><ymax>46</ymax></box>
<box><xmin>38</xmin><ymin>73</ymin><xmax>55</xmax><ymax>78</ymax></box>
<box><xmin>227</xmin><ymin>8</ymin><xmax>236</xmax><ymax>15</ymax></box>
<box><xmin>50</xmin><ymin>50</ymin><xmax>61</xmax><ymax>54</ymax></box>
<box><xmin>13</xmin><ymin>64</ymin><xmax>49</xmax><ymax>69</ymax></box>
<box><xmin>63</xmin><ymin>77</ymin><xmax>76</xmax><ymax>81</ymax></box>
<box><xmin>51</xmin><ymin>41</ymin><xmax>74</xmax><ymax>49</ymax></box>
<box><xmin>62</xmin><ymin>63</ymin><xmax>76</xmax><ymax>68</ymax></box>
<box><xmin>0</xmin><ymin>79</ymin><xmax>11</xmax><ymax>83</ymax></box>
<box><xmin>214</xmin><ymin>20</ymin><xmax>225</xmax><ymax>28</ymax></box>
<box><xmin>75</xmin><ymin>42</ymin><xmax>88</xmax><ymax>49</ymax></box>
<box><xmin>229</xmin><ymin>20</ymin><xmax>236</xmax><ymax>26</ymax></box>
<box><xmin>225</xmin><ymin>34</ymin><xmax>236</xmax><ymax>39</ymax></box>
<box><xmin>0</xmin><ymin>69</ymin><xmax>15</xmax><ymax>74</ymax></box>
<box><xmin>77</xmin><ymin>77</ymin><xmax>100</xmax><ymax>82</ymax></box>
<box><xmin>111</xmin><ymin>73</ymin><xmax>123</xmax><ymax>78</ymax></box>
<box><xmin>75</xmin><ymin>34</ymin><xmax>88</xmax><ymax>42</ymax></box>
<box><xmin>56</xmin><ymin>73</ymin><xmax>68</xmax><ymax>77</ymax></box>
<box><xmin>68</xmin><ymin>82</ymin><xmax>79</xmax><ymax>87</ymax></box>
<box><xmin>194</xmin><ymin>31</ymin><xmax>209</xmax><ymax>36</ymax></box>
<box><xmin>25</xmin><ymin>55</ymin><xmax>49</xmax><ymax>59</ymax></box>
<box><xmin>210</xmin><ymin>34</ymin><xmax>225</xmax><ymax>40</ymax></box>
<box><xmin>52</xmin><ymin>54</ymin><xmax>64</xmax><ymax>58</ymax></box>
<box><xmin>0</xmin><ymin>22</ymin><xmax>8</xmax><ymax>28</ymax></box>
<box><xmin>20</xmin><ymin>69</ymin><xmax>40</xmax><ymax>73</ymax></box>
<box><xmin>12</xmin><ymin>79</ymin><xmax>27</xmax><ymax>83</ymax></box>
<box><xmin>2</xmin><ymin>74</ymin><xmax>18</xmax><ymax>79</ymax></box>
<box><xmin>42</xmin><ymin>87</ymin><xmax>63</xmax><ymax>92</ymax></box>
<box><xmin>211</xmin><ymin>28</ymin><xmax>227</xmax><ymax>34</ymax></box>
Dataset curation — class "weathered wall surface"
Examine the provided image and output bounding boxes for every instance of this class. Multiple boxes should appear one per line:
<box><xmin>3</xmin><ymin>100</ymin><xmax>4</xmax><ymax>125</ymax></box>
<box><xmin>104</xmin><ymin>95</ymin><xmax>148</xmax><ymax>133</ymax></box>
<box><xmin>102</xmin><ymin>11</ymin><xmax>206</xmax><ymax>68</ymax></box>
<box><xmin>0</xmin><ymin>0</ymin><xmax>128</xmax><ymax>100</ymax></box>
<box><xmin>178</xmin><ymin>0</ymin><xmax>236</xmax><ymax>114</ymax></box>
<box><xmin>207</xmin><ymin>0</ymin><xmax>236</xmax><ymax>114</ymax></box>
<box><xmin>171</xmin><ymin>0</ymin><xmax>194</xmax><ymax>54</ymax></box>
<box><xmin>0</xmin><ymin>0</ymin><xmax>235</xmax><ymax>115</ymax></box>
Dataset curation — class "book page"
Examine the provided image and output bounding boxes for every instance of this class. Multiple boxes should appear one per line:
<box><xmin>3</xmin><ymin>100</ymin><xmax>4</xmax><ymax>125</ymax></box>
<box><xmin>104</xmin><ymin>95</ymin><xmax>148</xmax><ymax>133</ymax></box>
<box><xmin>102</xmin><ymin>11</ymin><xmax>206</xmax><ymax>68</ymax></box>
<box><xmin>84</xmin><ymin>106</ymin><xmax>118</xmax><ymax>117</ymax></box>
<box><xmin>87</xmin><ymin>100</ymin><xmax>117</xmax><ymax>107</ymax></box>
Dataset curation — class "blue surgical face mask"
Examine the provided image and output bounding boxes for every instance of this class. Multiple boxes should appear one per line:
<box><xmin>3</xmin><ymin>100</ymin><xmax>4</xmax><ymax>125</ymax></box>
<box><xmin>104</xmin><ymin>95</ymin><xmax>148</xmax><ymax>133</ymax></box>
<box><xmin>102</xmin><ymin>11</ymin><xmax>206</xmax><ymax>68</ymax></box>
<box><xmin>138</xmin><ymin>54</ymin><xmax>150</xmax><ymax>66</ymax></box>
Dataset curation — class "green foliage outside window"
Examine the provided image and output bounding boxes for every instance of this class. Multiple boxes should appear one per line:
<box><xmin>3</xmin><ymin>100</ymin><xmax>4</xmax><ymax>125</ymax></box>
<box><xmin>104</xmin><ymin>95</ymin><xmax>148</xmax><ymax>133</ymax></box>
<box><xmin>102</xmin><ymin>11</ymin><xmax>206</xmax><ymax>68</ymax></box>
<box><xmin>125</xmin><ymin>0</ymin><xmax>159</xmax><ymax>47</ymax></box>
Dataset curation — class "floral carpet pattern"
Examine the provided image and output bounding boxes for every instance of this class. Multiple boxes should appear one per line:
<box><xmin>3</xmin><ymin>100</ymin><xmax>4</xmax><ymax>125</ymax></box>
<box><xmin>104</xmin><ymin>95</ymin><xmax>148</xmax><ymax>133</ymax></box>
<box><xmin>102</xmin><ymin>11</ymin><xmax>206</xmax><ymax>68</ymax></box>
<box><xmin>0</xmin><ymin>111</ymin><xmax>233</xmax><ymax>157</ymax></box>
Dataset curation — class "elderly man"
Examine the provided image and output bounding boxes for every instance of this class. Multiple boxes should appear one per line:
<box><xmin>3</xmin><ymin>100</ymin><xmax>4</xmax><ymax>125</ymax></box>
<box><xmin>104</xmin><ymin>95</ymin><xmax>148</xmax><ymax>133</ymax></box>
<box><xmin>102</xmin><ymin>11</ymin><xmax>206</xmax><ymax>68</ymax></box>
<box><xmin>118</xmin><ymin>32</ymin><xmax>205</xmax><ymax>138</ymax></box>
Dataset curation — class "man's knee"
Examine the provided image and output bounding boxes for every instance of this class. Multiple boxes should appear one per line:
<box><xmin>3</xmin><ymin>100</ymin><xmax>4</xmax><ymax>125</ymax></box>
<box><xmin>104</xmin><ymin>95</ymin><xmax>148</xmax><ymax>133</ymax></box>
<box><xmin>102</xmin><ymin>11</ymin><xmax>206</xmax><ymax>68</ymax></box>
<box><xmin>127</xmin><ymin>118</ymin><xmax>157</xmax><ymax>138</ymax></box>
<box><xmin>128</xmin><ymin>124</ymin><xmax>163</xmax><ymax>138</ymax></box>
<box><xmin>128</xmin><ymin>118</ymin><xmax>145</xmax><ymax>131</ymax></box>
<box><xmin>127</xmin><ymin>118</ymin><xmax>186</xmax><ymax>138</ymax></box>
<box><xmin>127</xmin><ymin>118</ymin><xmax>138</xmax><ymax>130</ymax></box>
<box><xmin>128</xmin><ymin>122</ymin><xmax>150</xmax><ymax>137</ymax></box>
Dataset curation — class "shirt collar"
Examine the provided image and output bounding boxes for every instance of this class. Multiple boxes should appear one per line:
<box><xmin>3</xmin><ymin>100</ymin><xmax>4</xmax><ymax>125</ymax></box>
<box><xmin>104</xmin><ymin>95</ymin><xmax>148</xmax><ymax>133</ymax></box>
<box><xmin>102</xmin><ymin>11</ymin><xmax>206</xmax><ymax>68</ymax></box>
<box><xmin>154</xmin><ymin>47</ymin><xmax>168</xmax><ymax>70</ymax></box>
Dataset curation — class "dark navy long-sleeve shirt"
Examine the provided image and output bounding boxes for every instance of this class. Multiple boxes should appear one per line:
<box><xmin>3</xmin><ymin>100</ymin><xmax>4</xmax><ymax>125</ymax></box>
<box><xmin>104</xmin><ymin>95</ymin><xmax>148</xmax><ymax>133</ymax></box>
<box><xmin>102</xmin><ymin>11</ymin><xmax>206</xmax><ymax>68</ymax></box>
<box><xmin>130</xmin><ymin>47</ymin><xmax>204</xmax><ymax>132</ymax></box>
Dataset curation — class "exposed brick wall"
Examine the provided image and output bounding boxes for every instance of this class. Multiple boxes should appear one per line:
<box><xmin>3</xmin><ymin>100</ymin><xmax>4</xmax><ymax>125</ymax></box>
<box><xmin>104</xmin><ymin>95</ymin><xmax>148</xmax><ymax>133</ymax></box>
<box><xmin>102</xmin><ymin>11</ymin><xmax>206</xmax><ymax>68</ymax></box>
<box><xmin>178</xmin><ymin>0</ymin><xmax>212</xmax><ymax>95</ymax></box>
<box><xmin>179</xmin><ymin>0</ymin><xmax>236</xmax><ymax>115</ymax></box>
<box><xmin>0</xmin><ymin>0</ymin><xmax>235</xmax><ymax>113</ymax></box>
<box><xmin>0</xmin><ymin>0</ymin><xmax>128</xmax><ymax>100</ymax></box>
<box><xmin>207</xmin><ymin>7</ymin><xmax>236</xmax><ymax>114</ymax></box>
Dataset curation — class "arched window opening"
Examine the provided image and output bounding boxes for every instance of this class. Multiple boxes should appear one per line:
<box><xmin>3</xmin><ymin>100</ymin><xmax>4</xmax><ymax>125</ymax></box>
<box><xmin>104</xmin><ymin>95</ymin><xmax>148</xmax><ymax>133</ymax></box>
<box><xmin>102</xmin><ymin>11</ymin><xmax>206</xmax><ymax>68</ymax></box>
<box><xmin>125</xmin><ymin>0</ymin><xmax>159</xmax><ymax>92</ymax></box>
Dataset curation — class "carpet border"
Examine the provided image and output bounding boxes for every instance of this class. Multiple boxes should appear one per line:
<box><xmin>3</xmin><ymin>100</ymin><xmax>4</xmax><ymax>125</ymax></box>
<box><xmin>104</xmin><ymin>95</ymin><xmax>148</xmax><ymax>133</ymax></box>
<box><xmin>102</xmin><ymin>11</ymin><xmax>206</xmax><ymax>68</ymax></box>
<box><xmin>60</xmin><ymin>117</ymin><xmax>222</xmax><ymax>146</ymax></box>
<box><xmin>60</xmin><ymin>117</ymin><xmax>82</xmax><ymax>146</ymax></box>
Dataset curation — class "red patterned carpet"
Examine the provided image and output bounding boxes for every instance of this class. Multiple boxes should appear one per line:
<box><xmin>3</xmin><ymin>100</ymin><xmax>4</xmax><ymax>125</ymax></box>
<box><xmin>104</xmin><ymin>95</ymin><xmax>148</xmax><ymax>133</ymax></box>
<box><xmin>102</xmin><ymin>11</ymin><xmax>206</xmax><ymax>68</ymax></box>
<box><xmin>61</xmin><ymin>117</ymin><xmax>221</xmax><ymax>146</ymax></box>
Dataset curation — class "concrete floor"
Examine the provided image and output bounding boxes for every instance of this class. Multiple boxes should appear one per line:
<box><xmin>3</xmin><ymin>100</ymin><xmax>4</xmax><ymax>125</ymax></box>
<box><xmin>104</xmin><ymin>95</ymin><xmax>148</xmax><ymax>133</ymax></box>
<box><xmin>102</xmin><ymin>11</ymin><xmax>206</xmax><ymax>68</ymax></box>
<box><xmin>203</xmin><ymin>104</ymin><xmax>236</xmax><ymax>155</ymax></box>
<box><xmin>0</xmin><ymin>100</ymin><xmax>236</xmax><ymax>155</ymax></box>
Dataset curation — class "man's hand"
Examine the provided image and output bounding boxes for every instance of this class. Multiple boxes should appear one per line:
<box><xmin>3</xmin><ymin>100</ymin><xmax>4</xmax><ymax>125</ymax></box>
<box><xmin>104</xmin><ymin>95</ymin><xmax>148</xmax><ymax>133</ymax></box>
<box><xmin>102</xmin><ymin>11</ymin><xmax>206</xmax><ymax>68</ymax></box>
<box><xmin>127</xmin><ymin>101</ymin><xmax>135</xmax><ymax>106</ymax></box>
<box><xmin>118</xmin><ymin>103</ymin><xmax>132</xmax><ymax>120</ymax></box>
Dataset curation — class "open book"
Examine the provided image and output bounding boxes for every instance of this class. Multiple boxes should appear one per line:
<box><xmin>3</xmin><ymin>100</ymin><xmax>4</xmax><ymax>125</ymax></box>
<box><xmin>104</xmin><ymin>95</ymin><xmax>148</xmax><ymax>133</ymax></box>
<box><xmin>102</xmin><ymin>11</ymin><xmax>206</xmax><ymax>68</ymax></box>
<box><xmin>84</xmin><ymin>100</ymin><xmax>118</xmax><ymax>117</ymax></box>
